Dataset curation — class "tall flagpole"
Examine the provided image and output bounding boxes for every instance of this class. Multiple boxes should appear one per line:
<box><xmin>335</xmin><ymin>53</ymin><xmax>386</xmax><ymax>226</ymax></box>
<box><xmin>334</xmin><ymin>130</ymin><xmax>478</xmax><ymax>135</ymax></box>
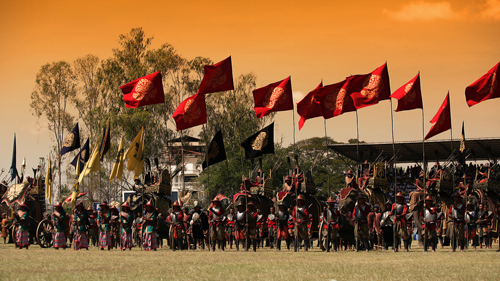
<box><xmin>389</xmin><ymin>99</ymin><xmax>397</xmax><ymax>251</ymax></box>
<box><xmin>421</xmin><ymin>107</ymin><xmax>428</xmax><ymax>249</ymax></box>
<box><xmin>324</xmin><ymin>119</ymin><xmax>330</xmax><ymax>196</ymax></box>
<box><xmin>292</xmin><ymin>105</ymin><xmax>300</xmax><ymax>252</ymax></box>
<box><xmin>355</xmin><ymin>111</ymin><xmax>360</xmax><ymax>180</ymax></box>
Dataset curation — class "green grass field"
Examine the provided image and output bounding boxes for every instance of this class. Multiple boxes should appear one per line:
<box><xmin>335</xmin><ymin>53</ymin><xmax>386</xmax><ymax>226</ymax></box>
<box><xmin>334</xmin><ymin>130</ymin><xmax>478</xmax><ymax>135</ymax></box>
<box><xmin>1</xmin><ymin>242</ymin><xmax>500</xmax><ymax>281</ymax></box>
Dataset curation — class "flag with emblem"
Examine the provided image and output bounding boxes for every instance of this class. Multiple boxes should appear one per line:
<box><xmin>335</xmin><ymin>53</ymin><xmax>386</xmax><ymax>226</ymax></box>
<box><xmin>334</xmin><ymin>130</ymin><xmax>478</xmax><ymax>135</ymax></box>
<box><xmin>60</xmin><ymin>123</ymin><xmax>81</xmax><ymax>156</ymax></box>
<box><xmin>297</xmin><ymin>82</ymin><xmax>323</xmax><ymax>130</ymax></box>
<box><xmin>110</xmin><ymin>135</ymin><xmax>125</xmax><ymax>181</ymax></box>
<box><xmin>124</xmin><ymin>128</ymin><xmax>144</xmax><ymax>179</ymax></box>
<box><xmin>203</xmin><ymin>130</ymin><xmax>227</xmax><ymax>170</ymax></box>
<box><xmin>70</xmin><ymin>138</ymin><xmax>89</xmax><ymax>174</ymax></box>
<box><xmin>173</xmin><ymin>93</ymin><xmax>207</xmax><ymax>131</ymax></box>
<box><xmin>9</xmin><ymin>134</ymin><xmax>18</xmax><ymax>183</ymax></box>
<box><xmin>45</xmin><ymin>155</ymin><xmax>53</xmax><ymax>204</ymax></box>
<box><xmin>77</xmin><ymin>145</ymin><xmax>100</xmax><ymax>184</ymax></box>
<box><xmin>425</xmin><ymin>93</ymin><xmax>451</xmax><ymax>140</ymax></box>
<box><xmin>241</xmin><ymin>123</ymin><xmax>274</xmax><ymax>160</ymax></box>
<box><xmin>99</xmin><ymin>120</ymin><xmax>111</xmax><ymax>161</ymax></box>
<box><xmin>197</xmin><ymin>56</ymin><xmax>234</xmax><ymax>95</ymax></box>
<box><xmin>314</xmin><ymin>79</ymin><xmax>357</xmax><ymax>119</ymax></box>
<box><xmin>465</xmin><ymin>62</ymin><xmax>499</xmax><ymax>107</ymax></box>
<box><xmin>350</xmin><ymin>63</ymin><xmax>391</xmax><ymax>110</ymax></box>
<box><xmin>121</xmin><ymin>71</ymin><xmax>165</xmax><ymax>108</ymax></box>
<box><xmin>253</xmin><ymin>77</ymin><xmax>293</xmax><ymax>118</ymax></box>
<box><xmin>390</xmin><ymin>73</ymin><xmax>423</xmax><ymax>112</ymax></box>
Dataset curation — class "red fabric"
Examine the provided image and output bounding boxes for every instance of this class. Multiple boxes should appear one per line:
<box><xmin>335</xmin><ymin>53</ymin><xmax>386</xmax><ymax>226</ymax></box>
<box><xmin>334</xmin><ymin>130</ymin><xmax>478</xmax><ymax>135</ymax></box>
<box><xmin>352</xmin><ymin>204</ymin><xmax>371</xmax><ymax>223</ymax></box>
<box><xmin>121</xmin><ymin>71</ymin><xmax>165</xmax><ymax>108</ymax></box>
<box><xmin>350</xmin><ymin>63</ymin><xmax>391</xmax><ymax>110</ymax></box>
<box><xmin>267</xmin><ymin>217</ymin><xmax>277</xmax><ymax>228</ymax></box>
<box><xmin>322</xmin><ymin>208</ymin><xmax>339</xmax><ymax>229</ymax></box>
<box><xmin>390</xmin><ymin>73</ymin><xmax>423</xmax><ymax>112</ymax></box>
<box><xmin>297</xmin><ymin>82</ymin><xmax>323</xmax><ymax>130</ymax></box>
<box><xmin>167</xmin><ymin>211</ymin><xmax>184</xmax><ymax>238</ymax></box>
<box><xmin>367</xmin><ymin>212</ymin><xmax>375</xmax><ymax>231</ymax></box>
<box><xmin>292</xmin><ymin>206</ymin><xmax>309</xmax><ymax>224</ymax></box>
<box><xmin>390</xmin><ymin>203</ymin><xmax>409</xmax><ymax>223</ymax></box>
<box><xmin>253</xmin><ymin>76</ymin><xmax>293</xmax><ymax>118</ymax></box>
<box><xmin>197</xmin><ymin>56</ymin><xmax>234</xmax><ymax>95</ymax></box>
<box><xmin>425</xmin><ymin>93</ymin><xmax>451</xmax><ymax>140</ymax></box>
<box><xmin>277</xmin><ymin>226</ymin><xmax>289</xmax><ymax>240</ymax></box>
<box><xmin>315</xmin><ymin>79</ymin><xmax>356</xmax><ymax>119</ymax></box>
<box><xmin>235</xmin><ymin>229</ymin><xmax>245</xmax><ymax>241</ymax></box>
<box><xmin>173</xmin><ymin>93</ymin><xmax>207</xmax><ymax>131</ymax></box>
<box><xmin>63</xmin><ymin>192</ymin><xmax>87</xmax><ymax>203</ymax></box>
<box><xmin>465</xmin><ymin>62</ymin><xmax>500</xmax><ymax>107</ymax></box>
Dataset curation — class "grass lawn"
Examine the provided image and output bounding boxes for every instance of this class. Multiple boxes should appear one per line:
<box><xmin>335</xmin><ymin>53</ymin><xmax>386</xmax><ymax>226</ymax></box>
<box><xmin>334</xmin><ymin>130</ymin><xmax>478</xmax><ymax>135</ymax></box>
<box><xmin>1</xmin><ymin>242</ymin><xmax>500</xmax><ymax>280</ymax></box>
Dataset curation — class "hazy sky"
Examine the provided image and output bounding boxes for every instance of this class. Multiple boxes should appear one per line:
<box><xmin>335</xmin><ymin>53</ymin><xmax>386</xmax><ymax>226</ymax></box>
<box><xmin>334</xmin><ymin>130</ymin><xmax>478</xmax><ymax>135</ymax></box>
<box><xmin>0</xmin><ymin>0</ymin><xmax>499</xmax><ymax>179</ymax></box>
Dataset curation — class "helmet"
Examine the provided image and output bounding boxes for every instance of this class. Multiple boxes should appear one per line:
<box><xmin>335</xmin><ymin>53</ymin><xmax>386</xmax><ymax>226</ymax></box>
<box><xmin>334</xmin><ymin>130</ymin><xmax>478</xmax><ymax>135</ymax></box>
<box><xmin>110</xmin><ymin>206</ymin><xmax>117</xmax><ymax>210</ymax></box>
<box><xmin>122</xmin><ymin>202</ymin><xmax>130</xmax><ymax>208</ymax></box>
<box><xmin>285</xmin><ymin>176</ymin><xmax>292</xmax><ymax>181</ymax></box>
<box><xmin>425</xmin><ymin>195</ymin><xmax>433</xmax><ymax>201</ymax></box>
<box><xmin>172</xmin><ymin>201</ymin><xmax>180</xmax><ymax>207</ymax></box>
<box><xmin>363</xmin><ymin>160</ymin><xmax>369</xmax><ymax>165</ymax></box>
<box><xmin>297</xmin><ymin>195</ymin><xmax>305</xmax><ymax>201</ymax></box>
<box><xmin>101</xmin><ymin>201</ymin><xmax>108</xmax><ymax>207</ymax></box>
<box><xmin>347</xmin><ymin>170</ymin><xmax>353</xmax><ymax>175</ymax></box>
<box><xmin>211</xmin><ymin>197</ymin><xmax>220</xmax><ymax>203</ymax></box>
<box><xmin>326</xmin><ymin>196</ymin><xmax>335</xmax><ymax>203</ymax></box>
<box><xmin>358</xmin><ymin>193</ymin><xmax>366</xmax><ymax>200</ymax></box>
<box><xmin>54</xmin><ymin>202</ymin><xmax>63</xmax><ymax>208</ymax></box>
<box><xmin>145</xmin><ymin>201</ymin><xmax>153</xmax><ymax>207</ymax></box>
<box><xmin>87</xmin><ymin>207</ymin><xmax>93</xmax><ymax>211</ymax></box>
<box><xmin>19</xmin><ymin>202</ymin><xmax>27</xmax><ymax>208</ymax></box>
<box><xmin>396</xmin><ymin>192</ymin><xmax>404</xmax><ymax>198</ymax></box>
<box><xmin>248</xmin><ymin>201</ymin><xmax>255</xmax><ymax>206</ymax></box>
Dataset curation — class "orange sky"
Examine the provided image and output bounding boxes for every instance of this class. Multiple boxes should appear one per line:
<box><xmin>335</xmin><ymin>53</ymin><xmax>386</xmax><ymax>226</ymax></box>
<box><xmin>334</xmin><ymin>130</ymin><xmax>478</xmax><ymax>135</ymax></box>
<box><xmin>0</xmin><ymin>0</ymin><xmax>499</xmax><ymax>176</ymax></box>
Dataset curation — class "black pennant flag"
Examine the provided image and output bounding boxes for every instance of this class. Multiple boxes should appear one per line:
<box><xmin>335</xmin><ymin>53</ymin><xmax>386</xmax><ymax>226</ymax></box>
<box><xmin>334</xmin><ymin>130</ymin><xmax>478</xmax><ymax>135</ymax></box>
<box><xmin>60</xmin><ymin>123</ymin><xmax>81</xmax><ymax>156</ymax></box>
<box><xmin>203</xmin><ymin>130</ymin><xmax>227</xmax><ymax>170</ymax></box>
<box><xmin>241</xmin><ymin>123</ymin><xmax>274</xmax><ymax>160</ymax></box>
<box><xmin>99</xmin><ymin>120</ymin><xmax>111</xmax><ymax>161</ymax></box>
<box><xmin>70</xmin><ymin>138</ymin><xmax>90</xmax><ymax>174</ymax></box>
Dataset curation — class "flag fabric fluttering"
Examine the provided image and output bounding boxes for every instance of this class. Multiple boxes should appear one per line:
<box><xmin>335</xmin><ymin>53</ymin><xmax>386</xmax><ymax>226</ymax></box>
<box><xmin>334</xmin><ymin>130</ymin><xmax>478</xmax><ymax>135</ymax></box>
<box><xmin>77</xmin><ymin>145</ymin><xmax>100</xmax><ymax>184</ymax></box>
<box><xmin>70</xmin><ymin>138</ymin><xmax>90</xmax><ymax>174</ymax></box>
<box><xmin>9</xmin><ymin>134</ymin><xmax>18</xmax><ymax>183</ymax></box>
<box><xmin>110</xmin><ymin>135</ymin><xmax>125</xmax><ymax>181</ymax></box>
<box><xmin>465</xmin><ymin>62</ymin><xmax>500</xmax><ymax>107</ymax></box>
<box><xmin>45</xmin><ymin>155</ymin><xmax>52</xmax><ymax>204</ymax></box>
<box><xmin>425</xmin><ymin>93</ymin><xmax>451</xmax><ymax>140</ymax></box>
<box><xmin>253</xmin><ymin>77</ymin><xmax>293</xmax><ymax>118</ymax></box>
<box><xmin>99</xmin><ymin>121</ymin><xmax>111</xmax><ymax>161</ymax></box>
<box><xmin>315</xmin><ymin>79</ymin><xmax>357</xmax><ymax>119</ymax></box>
<box><xmin>390</xmin><ymin>73</ymin><xmax>423</xmax><ymax>112</ymax></box>
<box><xmin>60</xmin><ymin>123</ymin><xmax>81</xmax><ymax>156</ymax></box>
<box><xmin>173</xmin><ymin>93</ymin><xmax>207</xmax><ymax>131</ymax></box>
<box><xmin>458</xmin><ymin>121</ymin><xmax>467</xmax><ymax>173</ymax></box>
<box><xmin>121</xmin><ymin>71</ymin><xmax>165</xmax><ymax>108</ymax></box>
<box><xmin>241</xmin><ymin>123</ymin><xmax>274</xmax><ymax>160</ymax></box>
<box><xmin>297</xmin><ymin>82</ymin><xmax>323</xmax><ymax>130</ymax></box>
<box><xmin>70</xmin><ymin>155</ymin><xmax>81</xmax><ymax>208</ymax></box>
<box><xmin>350</xmin><ymin>63</ymin><xmax>391</xmax><ymax>110</ymax></box>
<box><xmin>203</xmin><ymin>130</ymin><xmax>227</xmax><ymax>170</ymax></box>
<box><xmin>197</xmin><ymin>56</ymin><xmax>234</xmax><ymax>95</ymax></box>
<box><xmin>124</xmin><ymin>128</ymin><xmax>144</xmax><ymax>179</ymax></box>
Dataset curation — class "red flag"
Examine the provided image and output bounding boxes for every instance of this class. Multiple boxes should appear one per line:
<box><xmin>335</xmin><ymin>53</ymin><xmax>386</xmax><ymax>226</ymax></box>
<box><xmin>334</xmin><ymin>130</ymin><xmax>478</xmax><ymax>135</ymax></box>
<box><xmin>316</xmin><ymin>78</ymin><xmax>358</xmax><ymax>119</ymax></box>
<box><xmin>121</xmin><ymin>71</ymin><xmax>165</xmax><ymax>108</ymax></box>
<box><xmin>425</xmin><ymin>93</ymin><xmax>451</xmax><ymax>140</ymax></box>
<box><xmin>465</xmin><ymin>62</ymin><xmax>499</xmax><ymax>107</ymax></box>
<box><xmin>390</xmin><ymin>73</ymin><xmax>423</xmax><ymax>112</ymax></box>
<box><xmin>173</xmin><ymin>93</ymin><xmax>207</xmax><ymax>131</ymax></box>
<box><xmin>197</xmin><ymin>56</ymin><xmax>234</xmax><ymax>95</ymax></box>
<box><xmin>253</xmin><ymin>76</ymin><xmax>293</xmax><ymax>118</ymax></box>
<box><xmin>297</xmin><ymin>82</ymin><xmax>323</xmax><ymax>130</ymax></box>
<box><xmin>350</xmin><ymin>63</ymin><xmax>391</xmax><ymax>109</ymax></box>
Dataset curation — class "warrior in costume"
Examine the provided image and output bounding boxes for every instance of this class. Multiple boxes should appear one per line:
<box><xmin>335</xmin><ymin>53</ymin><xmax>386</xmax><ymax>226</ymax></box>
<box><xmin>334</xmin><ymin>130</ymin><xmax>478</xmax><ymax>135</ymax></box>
<box><xmin>465</xmin><ymin>201</ymin><xmax>478</xmax><ymax>250</ymax></box>
<box><xmin>209</xmin><ymin>197</ymin><xmax>226</xmax><ymax>251</ymax></box>
<box><xmin>143</xmin><ymin>201</ymin><xmax>158</xmax><ymax>251</ymax></box>
<box><xmin>267</xmin><ymin>206</ymin><xmax>277</xmax><ymax>249</ymax></box>
<box><xmin>52</xmin><ymin>202</ymin><xmax>67</xmax><ymax>249</ymax></box>
<box><xmin>167</xmin><ymin>201</ymin><xmax>183</xmax><ymax>251</ymax></box>
<box><xmin>276</xmin><ymin>203</ymin><xmax>290</xmax><ymax>251</ymax></box>
<box><xmin>283</xmin><ymin>176</ymin><xmax>294</xmax><ymax>193</ymax></box>
<box><xmin>256</xmin><ymin>209</ymin><xmax>265</xmax><ymax>248</ymax></box>
<box><xmin>246</xmin><ymin>201</ymin><xmax>258</xmax><ymax>252</ymax></box>
<box><xmin>293</xmin><ymin>195</ymin><xmax>309</xmax><ymax>252</ymax></box>
<box><xmin>292</xmin><ymin>165</ymin><xmax>304</xmax><ymax>193</ymax></box>
<box><xmin>234</xmin><ymin>202</ymin><xmax>246</xmax><ymax>251</ymax></box>
<box><xmin>358</xmin><ymin>160</ymin><xmax>373</xmax><ymax>190</ymax></box>
<box><xmin>380</xmin><ymin>201</ymin><xmax>394</xmax><ymax>250</ymax></box>
<box><xmin>98</xmin><ymin>201</ymin><xmax>112</xmax><ymax>250</ymax></box>
<box><xmin>15</xmin><ymin>202</ymin><xmax>30</xmax><ymax>249</ymax></box>
<box><xmin>191</xmin><ymin>201</ymin><xmax>208</xmax><ymax>250</ymax></box>
<box><xmin>353</xmin><ymin>194</ymin><xmax>371</xmax><ymax>252</ymax></box>
<box><xmin>415</xmin><ymin>172</ymin><xmax>427</xmax><ymax>192</ymax></box>
<box><xmin>110</xmin><ymin>206</ymin><xmax>120</xmax><ymax>249</ymax></box>
<box><xmin>73</xmin><ymin>202</ymin><xmax>89</xmax><ymax>250</ymax></box>
<box><xmin>322</xmin><ymin>196</ymin><xmax>339</xmax><ymax>252</ymax></box>
<box><xmin>420</xmin><ymin>195</ymin><xmax>438</xmax><ymax>252</ymax></box>
<box><xmin>182</xmin><ymin>206</ymin><xmax>192</xmax><ymax>250</ymax></box>
<box><xmin>449</xmin><ymin>193</ymin><xmax>466</xmax><ymax>252</ymax></box>
<box><xmin>87</xmin><ymin>207</ymin><xmax>98</xmax><ymax>247</ymax></box>
<box><xmin>225</xmin><ymin>207</ymin><xmax>236</xmax><ymax>249</ymax></box>
<box><xmin>390</xmin><ymin>192</ymin><xmax>409</xmax><ymax>252</ymax></box>
<box><xmin>120</xmin><ymin>202</ymin><xmax>134</xmax><ymax>251</ymax></box>
<box><xmin>345</xmin><ymin>170</ymin><xmax>358</xmax><ymax>189</ymax></box>
<box><xmin>477</xmin><ymin>202</ymin><xmax>492</xmax><ymax>249</ymax></box>
<box><xmin>368</xmin><ymin>204</ymin><xmax>381</xmax><ymax>250</ymax></box>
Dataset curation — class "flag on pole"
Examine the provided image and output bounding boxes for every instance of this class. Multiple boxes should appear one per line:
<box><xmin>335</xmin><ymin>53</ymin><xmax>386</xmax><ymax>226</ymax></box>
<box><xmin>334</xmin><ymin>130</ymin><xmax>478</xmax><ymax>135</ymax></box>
<box><xmin>425</xmin><ymin>93</ymin><xmax>451</xmax><ymax>140</ymax></box>
<box><xmin>173</xmin><ymin>93</ymin><xmax>207</xmax><ymax>131</ymax></box>
<box><xmin>350</xmin><ymin>63</ymin><xmax>391</xmax><ymax>109</ymax></box>
<box><xmin>253</xmin><ymin>76</ymin><xmax>293</xmax><ymax>118</ymax></box>
<box><xmin>197</xmin><ymin>56</ymin><xmax>234</xmax><ymax>95</ymax></box>
<box><xmin>203</xmin><ymin>130</ymin><xmax>227</xmax><ymax>170</ymax></box>
<box><xmin>241</xmin><ymin>123</ymin><xmax>274</xmax><ymax>159</ymax></box>
<box><xmin>70</xmin><ymin>138</ymin><xmax>90</xmax><ymax>174</ymax></box>
<box><xmin>315</xmin><ymin>79</ymin><xmax>357</xmax><ymax>119</ymax></box>
<box><xmin>465</xmin><ymin>62</ymin><xmax>499</xmax><ymax>107</ymax></box>
<box><xmin>45</xmin><ymin>155</ymin><xmax>52</xmax><ymax>204</ymax></box>
<box><xmin>124</xmin><ymin>128</ymin><xmax>144</xmax><ymax>179</ymax></box>
<box><xmin>297</xmin><ymin>82</ymin><xmax>323</xmax><ymax>130</ymax></box>
<box><xmin>110</xmin><ymin>135</ymin><xmax>125</xmax><ymax>181</ymax></box>
<box><xmin>9</xmin><ymin>134</ymin><xmax>18</xmax><ymax>183</ymax></box>
<box><xmin>70</xmin><ymin>155</ymin><xmax>81</xmax><ymax>208</ymax></box>
<box><xmin>390</xmin><ymin>73</ymin><xmax>423</xmax><ymax>112</ymax></box>
<box><xmin>60</xmin><ymin>123</ymin><xmax>81</xmax><ymax>156</ymax></box>
<box><xmin>77</xmin><ymin>145</ymin><xmax>100</xmax><ymax>184</ymax></box>
<box><xmin>121</xmin><ymin>71</ymin><xmax>165</xmax><ymax>108</ymax></box>
<box><xmin>99</xmin><ymin>120</ymin><xmax>111</xmax><ymax>161</ymax></box>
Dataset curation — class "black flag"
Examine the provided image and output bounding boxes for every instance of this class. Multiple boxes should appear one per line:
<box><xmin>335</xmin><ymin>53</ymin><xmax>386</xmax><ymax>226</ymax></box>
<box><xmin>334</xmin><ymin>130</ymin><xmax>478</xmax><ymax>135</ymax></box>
<box><xmin>99</xmin><ymin>120</ymin><xmax>111</xmax><ymax>161</ymax></box>
<box><xmin>203</xmin><ymin>130</ymin><xmax>227</xmax><ymax>170</ymax></box>
<box><xmin>71</xmin><ymin>138</ymin><xmax>90</xmax><ymax>174</ymax></box>
<box><xmin>60</xmin><ymin>123</ymin><xmax>81</xmax><ymax>156</ymax></box>
<box><xmin>241</xmin><ymin>123</ymin><xmax>274</xmax><ymax>160</ymax></box>
<box><xmin>458</xmin><ymin>121</ymin><xmax>466</xmax><ymax>175</ymax></box>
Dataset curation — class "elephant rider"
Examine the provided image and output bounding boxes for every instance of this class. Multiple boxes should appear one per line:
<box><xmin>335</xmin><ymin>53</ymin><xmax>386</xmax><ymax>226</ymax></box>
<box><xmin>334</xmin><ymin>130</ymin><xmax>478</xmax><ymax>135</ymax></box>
<box><xmin>267</xmin><ymin>206</ymin><xmax>277</xmax><ymax>249</ymax></box>
<box><xmin>226</xmin><ymin>208</ymin><xmax>236</xmax><ymax>250</ymax></box>
<box><xmin>209</xmin><ymin>197</ymin><xmax>226</xmax><ymax>251</ymax></box>
<box><xmin>427</xmin><ymin>162</ymin><xmax>443</xmax><ymax>188</ymax></box>
<box><xmin>119</xmin><ymin>202</ymin><xmax>133</xmax><ymax>251</ymax></box>
<box><xmin>465</xmin><ymin>201</ymin><xmax>478</xmax><ymax>250</ymax></box>
<box><xmin>52</xmin><ymin>202</ymin><xmax>67</xmax><ymax>250</ymax></box>
<box><xmin>358</xmin><ymin>160</ymin><xmax>373</xmax><ymax>190</ymax></box>
<box><xmin>415</xmin><ymin>172</ymin><xmax>427</xmax><ymax>192</ymax></box>
<box><xmin>352</xmin><ymin>193</ymin><xmax>371</xmax><ymax>252</ymax></box>
<box><xmin>478</xmin><ymin>163</ymin><xmax>489</xmax><ymax>183</ymax></box>
<box><xmin>345</xmin><ymin>170</ymin><xmax>358</xmax><ymax>189</ymax></box>
<box><xmin>449</xmin><ymin>192</ymin><xmax>466</xmax><ymax>252</ymax></box>
<box><xmin>167</xmin><ymin>201</ymin><xmax>184</xmax><ymax>251</ymax></box>
<box><xmin>15</xmin><ymin>202</ymin><xmax>30</xmax><ymax>250</ymax></box>
<box><xmin>246</xmin><ymin>201</ymin><xmax>259</xmax><ymax>252</ymax></box>
<box><xmin>420</xmin><ymin>195</ymin><xmax>438</xmax><ymax>252</ymax></box>
<box><xmin>477</xmin><ymin>202</ymin><xmax>493</xmax><ymax>249</ymax></box>
<box><xmin>390</xmin><ymin>192</ymin><xmax>409</xmax><ymax>252</ymax></box>
<box><xmin>292</xmin><ymin>165</ymin><xmax>304</xmax><ymax>192</ymax></box>
<box><xmin>234</xmin><ymin>202</ymin><xmax>246</xmax><ymax>251</ymax></box>
<box><xmin>255</xmin><ymin>169</ymin><xmax>265</xmax><ymax>185</ymax></box>
<box><xmin>283</xmin><ymin>176</ymin><xmax>294</xmax><ymax>193</ymax></box>
<box><xmin>98</xmin><ymin>201</ymin><xmax>112</xmax><ymax>251</ymax></box>
<box><xmin>322</xmin><ymin>196</ymin><xmax>340</xmax><ymax>252</ymax></box>
<box><xmin>142</xmin><ymin>201</ymin><xmax>159</xmax><ymax>251</ymax></box>
<box><xmin>73</xmin><ymin>202</ymin><xmax>89</xmax><ymax>250</ymax></box>
<box><xmin>293</xmin><ymin>195</ymin><xmax>310</xmax><ymax>252</ymax></box>
<box><xmin>368</xmin><ymin>204</ymin><xmax>382</xmax><ymax>250</ymax></box>
<box><xmin>276</xmin><ymin>203</ymin><xmax>290</xmax><ymax>250</ymax></box>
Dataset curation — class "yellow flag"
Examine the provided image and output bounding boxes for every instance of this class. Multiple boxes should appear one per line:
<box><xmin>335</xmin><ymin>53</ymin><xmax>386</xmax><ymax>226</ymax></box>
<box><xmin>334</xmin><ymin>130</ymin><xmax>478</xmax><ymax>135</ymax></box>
<box><xmin>45</xmin><ymin>155</ymin><xmax>52</xmax><ymax>204</ymax></box>
<box><xmin>70</xmin><ymin>155</ymin><xmax>80</xmax><ymax>208</ymax></box>
<box><xmin>110</xmin><ymin>135</ymin><xmax>125</xmax><ymax>182</ymax></box>
<box><xmin>124</xmin><ymin>128</ymin><xmax>144</xmax><ymax>180</ymax></box>
<box><xmin>78</xmin><ymin>145</ymin><xmax>100</xmax><ymax>184</ymax></box>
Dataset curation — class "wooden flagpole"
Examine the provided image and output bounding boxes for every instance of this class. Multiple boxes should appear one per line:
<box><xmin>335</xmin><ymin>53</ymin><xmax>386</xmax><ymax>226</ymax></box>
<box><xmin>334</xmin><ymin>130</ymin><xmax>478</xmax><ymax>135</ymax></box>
<box><xmin>390</xmin><ymin>99</ymin><xmax>398</xmax><ymax>252</ymax></box>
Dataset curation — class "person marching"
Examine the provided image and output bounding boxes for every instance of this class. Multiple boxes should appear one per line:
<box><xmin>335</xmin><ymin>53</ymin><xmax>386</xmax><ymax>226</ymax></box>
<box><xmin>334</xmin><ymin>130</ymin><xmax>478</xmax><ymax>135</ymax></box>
<box><xmin>293</xmin><ymin>195</ymin><xmax>309</xmax><ymax>252</ymax></box>
<box><xmin>267</xmin><ymin>206</ymin><xmax>277</xmax><ymax>249</ymax></box>
<box><xmin>120</xmin><ymin>202</ymin><xmax>134</xmax><ymax>251</ymax></box>
<box><xmin>1</xmin><ymin>213</ymin><xmax>9</xmax><ymax>244</ymax></box>
<box><xmin>52</xmin><ymin>202</ymin><xmax>67</xmax><ymax>250</ymax></box>
<box><xmin>380</xmin><ymin>201</ymin><xmax>394</xmax><ymax>250</ymax></box>
<box><xmin>226</xmin><ymin>208</ymin><xmax>236</xmax><ymax>249</ymax></box>
<box><xmin>167</xmin><ymin>201</ymin><xmax>183</xmax><ymax>251</ymax></box>
<box><xmin>246</xmin><ymin>201</ymin><xmax>258</xmax><ymax>252</ymax></box>
<box><xmin>234</xmin><ymin>202</ymin><xmax>246</xmax><ymax>251</ymax></box>
<box><xmin>353</xmin><ymin>193</ymin><xmax>371</xmax><ymax>252</ymax></box>
<box><xmin>322</xmin><ymin>196</ymin><xmax>340</xmax><ymax>252</ymax></box>
<box><xmin>276</xmin><ymin>203</ymin><xmax>290</xmax><ymax>250</ymax></box>
<box><xmin>15</xmin><ymin>202</ymin><xmax>30</xmax><ymax>249</ymax></box>
<box><xmin>209</xmin><ymin>197</ymin><xmax>225</xmax><ymax>251</ymax></box>
<box><xmin>98</xmin><ymin>201</ymin><xmax>112</xmax><ymax>250</ymax></box>
<box><xmin>191</xmin><ymin>201</ymin><xmax>208</xmax><ymax>250</ymax></box>
<box><xmin>449</xmin><ymin>192</ymin><xmax>466</xmax><ymax>252</ymax></box>
<box><xmin>73</xmin><ymin>202</ymin><xmax>89</xmax><ymax>250</ymax></box>
<box><xmin>143</xmin><ymin>201</ymin><xmax>158</xmax><ymax>251</ymax></box>
<box><xmin>477</xmin><ymin>202</ymin><xmax>492</xmax><ymax>249</ymax></box>
<box><xmin>420</xmin><ymin>195</ymin><xmax>438</xmax><ymax>252</ymax></box>
<box><xmin>390</xmin><ymin>192</ymin><xmax>409</xmax><ymax>252</ymax></box>
<box><xmin>87</xmin><ymin>207</ymin><xmax>98</xmax><ymax>247</ymax></box>
<box><xmin>110</xmin><ymin>206</ymin><xmax>120</xmax><ymax>249</ymax></box>
<box><xmin>465</xmin><ymin>201</ymin><xmax>478</xmax><ymax>250</ymax></box>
